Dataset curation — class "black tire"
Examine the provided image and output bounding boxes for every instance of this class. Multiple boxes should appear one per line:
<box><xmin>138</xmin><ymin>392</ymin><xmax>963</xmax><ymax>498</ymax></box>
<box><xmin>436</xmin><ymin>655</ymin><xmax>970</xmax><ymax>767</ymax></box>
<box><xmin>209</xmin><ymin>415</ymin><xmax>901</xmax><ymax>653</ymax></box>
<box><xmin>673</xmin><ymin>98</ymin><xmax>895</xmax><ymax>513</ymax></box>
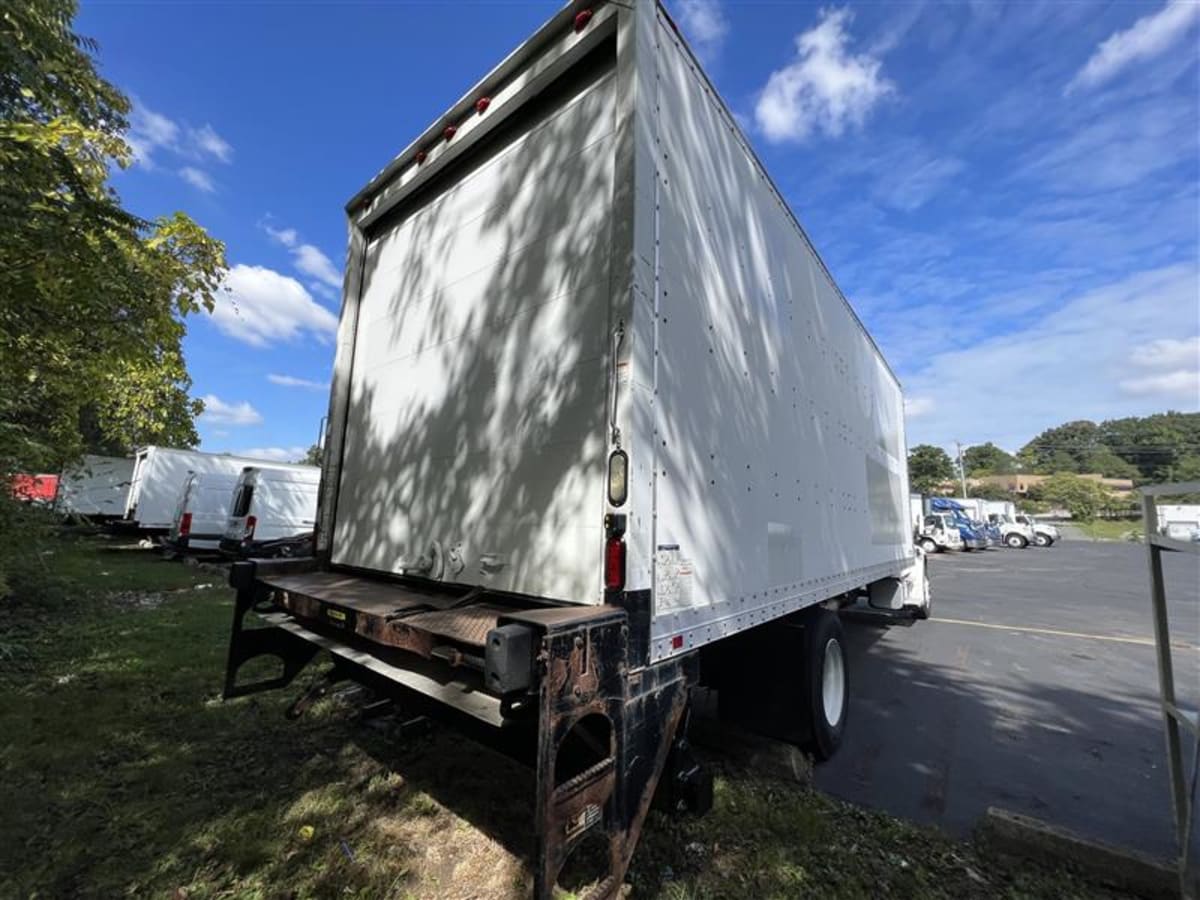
<box><xmin>1005</xmin><ymin>533</ymin><xmax>1027</xmax><ymax>549</ymax></box>
<box><xmin>799</xmin><ymin>609</ymin><xmax>848</xmax><ymax>761</ymax></box>
<box><xmin>919</xmin><ymin>537</ymin><xmax>938</xmax><ymax>554</ymax></box>
<box><xmin>1034</xmin><ymin>533</ymin><xmax>1052</xmax><ymax>547</ymax></box>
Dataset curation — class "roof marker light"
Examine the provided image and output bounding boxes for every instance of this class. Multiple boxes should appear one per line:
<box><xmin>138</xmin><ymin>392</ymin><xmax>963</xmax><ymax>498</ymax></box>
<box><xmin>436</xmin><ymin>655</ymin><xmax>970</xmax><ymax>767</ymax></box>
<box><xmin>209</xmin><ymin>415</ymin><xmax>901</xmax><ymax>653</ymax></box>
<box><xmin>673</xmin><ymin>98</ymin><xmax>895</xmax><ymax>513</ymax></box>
<box><xmin>475</xmin><ymin>96</ymin><xmax>491</xmax><ymax>114</ymax></box>
<box><xmin>443</xmin><ymin>125</ymin><xmax>457</xmax><ymax>141</ymax></box>
<box><xmin>574</xmin><ymin>8</ymin><xmax>593</xmax><ymax>32</ymax></box>
<box><xmin>416</xmin><ymin>150</ymin><xmax>427</xmax><ymax>165</ymax></box>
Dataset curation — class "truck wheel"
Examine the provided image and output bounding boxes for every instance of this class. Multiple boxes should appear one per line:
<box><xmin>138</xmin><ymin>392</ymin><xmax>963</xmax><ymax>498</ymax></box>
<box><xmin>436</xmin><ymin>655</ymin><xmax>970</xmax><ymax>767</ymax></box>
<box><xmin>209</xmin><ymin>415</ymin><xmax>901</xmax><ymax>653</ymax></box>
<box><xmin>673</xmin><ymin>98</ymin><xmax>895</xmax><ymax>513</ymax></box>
<box><xmin>800</xmin><ymin>609</ymin><xmax>848</xmax><ymax>761</ymax></box>
<box><xmin>1005</xmin><ymin>533</ymin><xmax>1027</xmax><ymax>549</ymax></box>
<box><xmin>1034</xmin><ymin>533</ymin><xmax>1052</xmax><ymax>547</ymax></box>
<box><xmin>919</xmin><ymin>537</ymin><xmax>938</xmax><ymax>554</ymax></box>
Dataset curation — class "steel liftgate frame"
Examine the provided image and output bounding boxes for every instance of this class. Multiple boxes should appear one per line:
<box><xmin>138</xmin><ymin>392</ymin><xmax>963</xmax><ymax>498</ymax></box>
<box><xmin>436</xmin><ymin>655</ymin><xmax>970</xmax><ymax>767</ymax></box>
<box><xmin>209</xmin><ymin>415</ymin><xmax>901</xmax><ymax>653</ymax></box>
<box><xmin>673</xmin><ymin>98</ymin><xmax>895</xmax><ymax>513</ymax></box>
<box><xmin>1141</xmin><ymin>482</ymin><xmax>1200</xmax><ymax>899</ymax></box>
<box><xmin>223</xmin><ymin>558</ymin><xmax>704</xmax><ymax>900</ymax></box>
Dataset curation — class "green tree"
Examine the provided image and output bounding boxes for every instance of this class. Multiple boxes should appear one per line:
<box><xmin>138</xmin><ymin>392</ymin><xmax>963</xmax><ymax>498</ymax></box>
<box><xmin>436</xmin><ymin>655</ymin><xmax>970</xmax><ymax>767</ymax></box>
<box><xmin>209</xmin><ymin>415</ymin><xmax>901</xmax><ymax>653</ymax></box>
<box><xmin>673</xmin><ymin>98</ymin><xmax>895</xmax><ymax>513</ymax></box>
<box><xmin>908</xmin><ymin>444</ymin><xmax>955</xmax><ymax>495</ymax></box>
<box><xmin>1098</xmin><ymin>412</ymin><xmax>1200</xmax><ymax>482</ymax></box>
<box><xmin>1019</xmin><ymin>421</ymin><xmax>1100</xmax><ymax>473</ymax></box>
<box><xmin>0</xmin><ymin>0</ymin><xmax>226</xmax><ymax>472</ymax></box>
<box><xmin>297</xmin><ymin>444</ymin><xmax>324</xmax><ymax>466</ymax></box>
<box><xmin>1030</xmin><ymin>473</ymin><xmax>1113</xmax><ymax>521</ymax></box>
<box><xmin>962</xmin><ymin>442</ymin><xmax>1016</xmax><ymax>476</ymax></box>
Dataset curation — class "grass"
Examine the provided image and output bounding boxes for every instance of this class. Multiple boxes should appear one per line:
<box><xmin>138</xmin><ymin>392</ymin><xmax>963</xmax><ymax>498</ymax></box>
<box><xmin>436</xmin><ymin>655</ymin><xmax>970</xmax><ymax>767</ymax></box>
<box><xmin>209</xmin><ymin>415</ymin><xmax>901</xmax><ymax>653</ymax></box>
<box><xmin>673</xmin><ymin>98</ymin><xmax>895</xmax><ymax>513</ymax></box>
<box><xmin>0</xmin><ymin>536</ymin><xmax>1140</xmax><ymax>899</ymax></box>
<box><xmin>1073</xmin><ymin>519</ymin><xmax>1142</xmax><ymax>542</ymax></box>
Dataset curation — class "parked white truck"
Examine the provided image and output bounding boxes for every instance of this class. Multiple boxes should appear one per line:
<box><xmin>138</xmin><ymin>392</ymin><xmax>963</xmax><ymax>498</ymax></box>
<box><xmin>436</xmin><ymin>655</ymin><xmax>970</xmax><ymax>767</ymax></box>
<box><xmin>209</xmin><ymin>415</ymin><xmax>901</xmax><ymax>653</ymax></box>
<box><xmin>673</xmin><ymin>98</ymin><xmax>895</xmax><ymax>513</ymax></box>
<box><xmin>979</xmin><ymin>499</ymin><xmax>1057</xmax><ymax>547</ymax></box>
<box><xmin>124</xmin><ymin>447</ymin><xmax>309</xmax><ymax>532</ymax></box>
<box><xmin>222</xmin><ymin>3</ymin><xmax>927</xmax><ymax>896</ymax></box>
<box><xmin>911</xmin><ymin>493</ymin><xmax>963</xmax><ymax>553</ymax></box>
<box><xmin>55</xmin><ymin>454</ymin><xmax>134</xmax><ymax>520</ymax></box>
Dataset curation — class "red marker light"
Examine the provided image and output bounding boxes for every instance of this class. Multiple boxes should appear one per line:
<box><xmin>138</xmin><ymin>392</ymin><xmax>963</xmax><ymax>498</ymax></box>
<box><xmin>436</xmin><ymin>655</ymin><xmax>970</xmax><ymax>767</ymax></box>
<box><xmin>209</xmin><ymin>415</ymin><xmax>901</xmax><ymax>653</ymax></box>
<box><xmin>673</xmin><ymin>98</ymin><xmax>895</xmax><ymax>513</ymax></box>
<box><xmin>475</xmin><ymin>96</ymin><xmax>491</xmax><ymax>114</ymax></box>
<box><xmin>604</xmin><ymin>536</ymin><xmax>625</xmax><ymax>592</ymax></box>
<box><xmin>179</xmin><ymin>512</ymin><xmax>192</xmax><ymax>536</ymax></box>
<box><xmin>574</xmin><ymin>8</ymin><xmax>593</xmax><ymax>32</ymax></box>
<box><xmin>443</xmin><ymin>125</ymin><xmax>457</xmax><ymax>141</ymax></box>
<box><xmin>416</xmin><ymin>150</ymin><xmax>427</xmax><ymax>164</ymax></box>
<box><xmin>671</xmin><ymin>635</ymin><xmax>684</xmax><ymax>650</ymax></box>
<box><xmin>244</xmin><ymin>515</ymin><xmax>257</xmax><ymax>541</ymax></box>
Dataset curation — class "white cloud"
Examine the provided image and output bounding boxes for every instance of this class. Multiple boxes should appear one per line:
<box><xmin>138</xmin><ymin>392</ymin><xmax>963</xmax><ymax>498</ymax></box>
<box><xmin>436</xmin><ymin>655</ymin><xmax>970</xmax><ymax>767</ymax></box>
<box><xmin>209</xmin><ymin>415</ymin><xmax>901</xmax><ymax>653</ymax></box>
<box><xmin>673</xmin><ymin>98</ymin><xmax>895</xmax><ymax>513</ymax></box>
<box><xmin>263</xmin><ymin>222</ymin><xmax>343</xmax><ymax>290</ymax></box>
<box><xmin>127</xmin><ymin>104</ymin><xmax>179</xmax><ymax>168</ymax></box>
<box><xmin>178</xmin><ymin>166</ymin><xmax>215</xmax><ymax>193</ymax></box>
<box><xmin>209</xmin><ymin>264</ymin><xmax>339</xmax><ymax>347</ymax></box>
<box><xmin>293</xmin><ymin>244</ymin><xmax>342</xmax><ymax>289</ymax></box>
<box><xmin>675</xmin><ymin>0</ymin><xmax>729</xmax><ymax>59</ymax></box>
<box><xmin>268</xmin><ymin>373</ymin><xmax>330</xmax><ymax>391</ymax></box>
<box><xmin>904</xmin><ymin>396</ymin><xmax>935</xmax><ymax>419</ymax></box>
<box><xmin>309</xmin><ymin>282</ymin><xmax>339</xmax><ymax>302</ymax></box>
<box><xmin>755</xmin><ymin>8</ymin><xmax>893</xmax><ymax>143</ymax></box>
<box><xmin>1128</xmin><ymin>336</ymin><xmax>1200</xmax><ymax>370</ymax></box>
<box><xmin>1119</xmin><ymin>369</ymin><xmax>1200</xmax><ymax>398</ymax></box>
<box><xmin>264</xmin><ymin>224</ymin><xmax>299</xmax><ymax>248</ymax></box>
<box><xmin>233</xmin><ymin>447</ymin><xmax>310</xmax><ymax>463</ymax></box>
<box><xmin>189</xmin><ymin>124</ymin><xmax>233</xmax><ymax>163</ymax></box>
<box><xmin>901</xmin><ymin>264</ymin><xmax>1200</xmax><ymax>450</ymax></box>
<box><xmin>199</xmin><ymin>394</ymin><xmax>264</xmax><ymax>426</ymax></box>
<box><xmin>1066</xmin><ymin>0</ymin><xmax>1200</xmax><ymax>94</ymax></box>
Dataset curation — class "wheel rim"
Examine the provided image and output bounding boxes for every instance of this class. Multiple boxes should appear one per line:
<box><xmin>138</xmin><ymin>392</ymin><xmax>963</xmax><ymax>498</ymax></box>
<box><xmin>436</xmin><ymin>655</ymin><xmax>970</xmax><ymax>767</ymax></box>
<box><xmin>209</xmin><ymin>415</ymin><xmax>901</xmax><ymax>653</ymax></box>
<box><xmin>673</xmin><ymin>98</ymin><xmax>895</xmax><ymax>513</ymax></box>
<box><xmin>822</xmin><ymin>638</ymin><xmax>846</xmax><ymax>727</ymax></box>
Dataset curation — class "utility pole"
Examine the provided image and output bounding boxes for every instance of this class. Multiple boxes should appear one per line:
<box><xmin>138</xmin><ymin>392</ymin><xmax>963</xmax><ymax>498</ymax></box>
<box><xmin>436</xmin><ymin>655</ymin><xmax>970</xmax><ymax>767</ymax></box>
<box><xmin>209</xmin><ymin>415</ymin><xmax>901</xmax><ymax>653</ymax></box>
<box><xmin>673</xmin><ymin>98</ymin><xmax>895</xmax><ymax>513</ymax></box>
<box><xmin>956</xmin><ymin>441</ymin><xmax>968</xmax><ymax>498</ymax></box>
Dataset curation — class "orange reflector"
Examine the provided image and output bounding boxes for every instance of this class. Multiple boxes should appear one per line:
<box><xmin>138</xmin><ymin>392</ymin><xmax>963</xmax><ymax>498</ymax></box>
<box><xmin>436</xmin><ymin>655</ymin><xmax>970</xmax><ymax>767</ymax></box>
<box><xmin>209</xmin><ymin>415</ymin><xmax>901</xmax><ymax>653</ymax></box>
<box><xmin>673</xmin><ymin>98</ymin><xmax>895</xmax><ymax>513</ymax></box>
<box><xmin>604</xmin><ymin>536</ymin><xmax>625</xmax><ymax>592</ymax></box>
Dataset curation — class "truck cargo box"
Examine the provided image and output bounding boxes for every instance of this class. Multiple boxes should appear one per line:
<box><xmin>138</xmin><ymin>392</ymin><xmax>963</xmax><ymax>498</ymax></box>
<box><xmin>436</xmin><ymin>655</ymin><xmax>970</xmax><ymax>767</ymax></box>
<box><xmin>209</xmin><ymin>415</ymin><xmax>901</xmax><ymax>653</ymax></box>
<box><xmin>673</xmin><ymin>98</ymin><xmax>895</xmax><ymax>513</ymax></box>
<box><xmin>226</xmin><ymin>4</ymin><xmax>926</xmax><ymax>897</ymax></box>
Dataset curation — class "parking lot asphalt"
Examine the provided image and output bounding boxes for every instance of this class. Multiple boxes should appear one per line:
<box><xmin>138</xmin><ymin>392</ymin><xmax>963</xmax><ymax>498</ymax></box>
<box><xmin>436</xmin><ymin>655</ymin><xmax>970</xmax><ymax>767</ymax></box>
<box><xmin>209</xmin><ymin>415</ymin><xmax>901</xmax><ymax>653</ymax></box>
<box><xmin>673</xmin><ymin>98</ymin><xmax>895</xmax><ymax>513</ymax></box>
<box><xmin>815</xmin><ymin>539</ymin><xmax>1200</xmax><ymax>862</ymax></box>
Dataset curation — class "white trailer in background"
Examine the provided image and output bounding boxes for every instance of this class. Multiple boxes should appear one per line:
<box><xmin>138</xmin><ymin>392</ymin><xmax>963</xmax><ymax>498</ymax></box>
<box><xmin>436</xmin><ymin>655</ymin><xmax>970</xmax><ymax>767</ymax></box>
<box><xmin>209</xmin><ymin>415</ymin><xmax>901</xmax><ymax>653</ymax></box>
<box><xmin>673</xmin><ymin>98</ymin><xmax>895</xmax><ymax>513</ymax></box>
<box><xmin>124</xmin><ymin>447</ymin><xmax>310</xmax><ymax>531</ymax></box>
<box><xmin>55</xmin><ymin>455</ymin><xmax>134</xmax><ymax>520</ymax></box>
<box><xmin>222</xmin><ymin>3</ymin><xmax>927</xmax><ymax>896</ymax></box>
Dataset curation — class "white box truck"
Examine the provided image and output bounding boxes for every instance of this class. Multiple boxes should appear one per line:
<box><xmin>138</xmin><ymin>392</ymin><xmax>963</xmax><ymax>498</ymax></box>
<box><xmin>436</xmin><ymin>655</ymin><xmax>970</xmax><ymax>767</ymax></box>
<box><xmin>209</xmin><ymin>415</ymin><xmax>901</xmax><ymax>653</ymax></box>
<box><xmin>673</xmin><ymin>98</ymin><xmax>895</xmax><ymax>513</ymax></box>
<box><xmin>124</xmin><ymin>447</ymin><xmax>310</xmax><ymax>532</ymax></box>
<box><xmin>222</xmin><ymin>3</ymin><xmax>927</xmax><ymax>895</ymax></box>
<box><xmin>55</xmin><ymin>454</ymin><xmax>134</xmax><ymax>520</ymax></box>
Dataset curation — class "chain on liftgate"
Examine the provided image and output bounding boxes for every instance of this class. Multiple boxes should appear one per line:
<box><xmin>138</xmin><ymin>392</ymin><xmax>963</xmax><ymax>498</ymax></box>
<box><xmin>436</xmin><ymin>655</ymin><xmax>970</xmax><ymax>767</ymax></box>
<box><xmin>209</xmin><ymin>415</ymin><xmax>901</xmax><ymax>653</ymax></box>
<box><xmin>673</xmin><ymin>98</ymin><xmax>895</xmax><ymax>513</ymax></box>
<box><xmin>1141</xmin><ymin>482</ymin><xmax>1200</xmax><ymax>899</ymax></box>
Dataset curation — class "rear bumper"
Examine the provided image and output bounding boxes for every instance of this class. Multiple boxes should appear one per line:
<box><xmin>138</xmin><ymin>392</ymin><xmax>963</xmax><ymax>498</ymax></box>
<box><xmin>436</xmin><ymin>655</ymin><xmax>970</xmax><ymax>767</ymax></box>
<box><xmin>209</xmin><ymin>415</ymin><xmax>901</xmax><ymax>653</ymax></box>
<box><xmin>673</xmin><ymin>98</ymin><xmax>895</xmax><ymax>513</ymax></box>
<box><xmin>219</xmin><ymin>533</ymin><xmax>314</xmax><ymax>560</ymax></box>
<box><xmin>164</xmin><ymin>533</ymin><xmax>223</xmax><ymax>552</ymax></box>
<box><xmin>222</xmin><ymin>558</ymin><xmax>700</xmax><ymax>899</ymax></box>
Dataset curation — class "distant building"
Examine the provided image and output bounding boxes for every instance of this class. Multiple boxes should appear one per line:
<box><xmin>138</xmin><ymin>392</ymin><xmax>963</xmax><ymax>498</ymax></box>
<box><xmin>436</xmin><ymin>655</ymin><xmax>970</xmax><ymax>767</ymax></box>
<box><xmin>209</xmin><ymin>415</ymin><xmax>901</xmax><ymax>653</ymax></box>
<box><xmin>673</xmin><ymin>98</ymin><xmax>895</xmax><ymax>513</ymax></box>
<box><xmin>970</xmin><ymin>473</ymin><xmax>1135</xmax><ymax>497</ymax></box>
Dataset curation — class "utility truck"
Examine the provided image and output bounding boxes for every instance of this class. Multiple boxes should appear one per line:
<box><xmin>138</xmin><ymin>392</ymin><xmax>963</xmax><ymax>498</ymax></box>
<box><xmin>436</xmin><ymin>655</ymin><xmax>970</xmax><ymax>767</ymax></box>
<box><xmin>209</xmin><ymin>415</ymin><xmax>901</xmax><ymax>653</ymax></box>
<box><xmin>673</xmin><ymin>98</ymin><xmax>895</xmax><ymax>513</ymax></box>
<box><xmin>911</xmin><ymin>493</ymin><xmax>963</xmax><ymax>553</ymax></box>
<box><xmin>221</xmin><ymin>3</ymin><xmax>927</xmax><ymax>895</ymax></box>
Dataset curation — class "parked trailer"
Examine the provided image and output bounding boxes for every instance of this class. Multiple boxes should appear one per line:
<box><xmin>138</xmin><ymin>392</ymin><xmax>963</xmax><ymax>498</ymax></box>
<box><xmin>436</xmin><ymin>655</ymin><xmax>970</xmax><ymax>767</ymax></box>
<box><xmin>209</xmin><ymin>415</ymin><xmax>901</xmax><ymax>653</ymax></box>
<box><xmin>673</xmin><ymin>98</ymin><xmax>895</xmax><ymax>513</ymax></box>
<box><xmin>124</xmin><ymin>447</ymin><xmax>312</xmax><ymax>531</ymax></box>
<box><xmin>222</xmin><ymin>3</ymin><xmax>927</xmax><ymax>895</ymax></box>
<box><xmin>55</xmin><ymin>455</ymin><xmax>135</xmax><ymax>520</ymax></box>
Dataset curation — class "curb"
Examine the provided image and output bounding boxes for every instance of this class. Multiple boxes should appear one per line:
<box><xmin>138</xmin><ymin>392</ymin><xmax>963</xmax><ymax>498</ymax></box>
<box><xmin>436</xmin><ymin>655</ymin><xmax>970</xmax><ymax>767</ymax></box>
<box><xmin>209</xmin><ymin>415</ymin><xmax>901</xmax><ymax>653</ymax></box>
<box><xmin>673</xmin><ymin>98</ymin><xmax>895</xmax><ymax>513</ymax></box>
<box><xmin>979</xmin><ymin>807</ymin><xmax>1183</xmax><ymax>899</ymax></box>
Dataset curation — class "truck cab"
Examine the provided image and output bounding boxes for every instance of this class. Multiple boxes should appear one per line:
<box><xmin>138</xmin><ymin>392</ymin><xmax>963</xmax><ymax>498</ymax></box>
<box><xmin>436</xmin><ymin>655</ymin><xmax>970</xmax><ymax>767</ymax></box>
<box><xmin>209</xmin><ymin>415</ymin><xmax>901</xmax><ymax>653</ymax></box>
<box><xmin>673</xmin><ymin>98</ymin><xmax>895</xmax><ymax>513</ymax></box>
<box><xmin>916</xmin><ymin>513</ymin><xmax>964</xmax><ymax>553</ymax></box>
<box><xmin>986</xmin><ymin>512</ymin><xmax>1033</xmax><ymax>549</ymax></box>
<box><xmin>1014</xmin><ymin>513</ymin><xmax>1058</xmax><ymax>547</ymax></box>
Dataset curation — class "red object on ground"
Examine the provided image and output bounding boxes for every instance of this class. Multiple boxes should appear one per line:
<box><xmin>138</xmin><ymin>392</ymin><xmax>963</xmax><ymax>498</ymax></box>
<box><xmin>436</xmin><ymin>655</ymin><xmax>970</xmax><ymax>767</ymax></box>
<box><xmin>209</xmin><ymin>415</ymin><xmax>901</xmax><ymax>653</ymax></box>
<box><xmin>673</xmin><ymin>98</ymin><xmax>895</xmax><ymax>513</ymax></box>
<box><xmin>10</xmin><ymin>474</ymin><xmax>59</xmax><ymax>503</ymax></box>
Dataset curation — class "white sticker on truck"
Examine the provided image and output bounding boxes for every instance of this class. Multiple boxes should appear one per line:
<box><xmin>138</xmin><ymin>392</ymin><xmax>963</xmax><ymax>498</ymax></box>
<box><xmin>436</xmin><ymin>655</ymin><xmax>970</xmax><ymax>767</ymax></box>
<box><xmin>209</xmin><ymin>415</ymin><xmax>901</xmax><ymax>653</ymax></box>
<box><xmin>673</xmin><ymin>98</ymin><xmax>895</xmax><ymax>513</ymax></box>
<box><xmin>655</xmin><ymin>544</ymin><xmax>694</xmax><ymax>610</ymax></box>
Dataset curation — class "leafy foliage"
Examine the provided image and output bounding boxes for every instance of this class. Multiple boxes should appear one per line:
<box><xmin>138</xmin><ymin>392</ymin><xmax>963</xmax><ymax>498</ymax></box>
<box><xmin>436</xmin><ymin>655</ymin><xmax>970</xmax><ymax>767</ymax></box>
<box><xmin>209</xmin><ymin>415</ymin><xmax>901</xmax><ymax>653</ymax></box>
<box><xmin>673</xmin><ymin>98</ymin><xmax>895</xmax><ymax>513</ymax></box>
<box><xmin>0</xmin><ymin>0</ymin><xmax>226</xmax><ymax>474</ymax></box>
<box><xmin>908</xmin><ymin>444</ymin><xmax>955</xmax><ymax>495</ymax></box>
<box><xmin>1019</xmin><ymin>413</ymin><xmax>1200</xmax><ymax>483</ymax></box>
<box><xmin>961</xmin><ymin>442</ymin><xmax>1015</xmax><ymax>476</ymax></box>
<box><xmin>1027</xmin><ymin>473</ymin><xmax>1114</xmax><ymax>521</ymax></box>
<box><xmin>298</xmin><ymin>444</ymin><xmax>324</xmax><ymax>466</ymax></box>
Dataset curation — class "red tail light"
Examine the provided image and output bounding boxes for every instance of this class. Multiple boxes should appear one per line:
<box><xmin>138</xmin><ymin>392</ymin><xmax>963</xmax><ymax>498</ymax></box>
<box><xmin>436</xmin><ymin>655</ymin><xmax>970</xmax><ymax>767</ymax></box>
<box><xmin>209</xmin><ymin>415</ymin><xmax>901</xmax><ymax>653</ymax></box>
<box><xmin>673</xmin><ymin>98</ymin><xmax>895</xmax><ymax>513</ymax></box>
<box><xmin>179</xmin><ymin>512</ymin><xmax>192</xmax><ymax>536</ymax></box>
<box><xmin>604</xmin><ymin>536</ymin><xmax>625</xmax><ymax>592</ymax></box>
<box><xmin>244</xmin><ymin>515</ymin><xmax>257</xmax><ymax>541</ymax></box>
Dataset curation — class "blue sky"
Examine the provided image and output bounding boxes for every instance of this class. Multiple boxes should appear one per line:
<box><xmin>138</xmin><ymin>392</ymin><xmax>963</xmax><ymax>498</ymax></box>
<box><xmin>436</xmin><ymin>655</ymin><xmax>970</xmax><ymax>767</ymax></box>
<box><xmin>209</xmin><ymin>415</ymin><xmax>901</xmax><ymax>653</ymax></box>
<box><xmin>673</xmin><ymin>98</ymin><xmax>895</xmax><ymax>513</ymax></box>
<box><xmin>79</xmin><ymin>0</ymin><xmax>1199</xmax><ymax>460</ymax></box>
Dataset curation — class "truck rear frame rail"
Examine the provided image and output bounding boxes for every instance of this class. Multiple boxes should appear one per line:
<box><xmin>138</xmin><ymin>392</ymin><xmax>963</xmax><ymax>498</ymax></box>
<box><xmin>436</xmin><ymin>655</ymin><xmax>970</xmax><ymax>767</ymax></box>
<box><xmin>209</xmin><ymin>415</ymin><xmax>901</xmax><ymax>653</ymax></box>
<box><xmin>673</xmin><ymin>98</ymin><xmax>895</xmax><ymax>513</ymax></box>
<box><xmin>224</xmin><ymin>558</ymin><xmax>707</xmax><ymax>899</ymax></box>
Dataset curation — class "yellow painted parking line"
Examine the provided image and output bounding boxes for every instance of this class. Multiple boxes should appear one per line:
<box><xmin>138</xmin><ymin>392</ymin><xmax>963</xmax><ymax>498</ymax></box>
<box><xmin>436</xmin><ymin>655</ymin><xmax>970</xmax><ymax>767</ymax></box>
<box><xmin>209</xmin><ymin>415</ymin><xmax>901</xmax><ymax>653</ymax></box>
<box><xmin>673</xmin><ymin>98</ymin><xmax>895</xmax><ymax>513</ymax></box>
<box><xmin>931</xmin><ymin>616</ymin><xmax>1197</xmax><ymax>651</ymax></box>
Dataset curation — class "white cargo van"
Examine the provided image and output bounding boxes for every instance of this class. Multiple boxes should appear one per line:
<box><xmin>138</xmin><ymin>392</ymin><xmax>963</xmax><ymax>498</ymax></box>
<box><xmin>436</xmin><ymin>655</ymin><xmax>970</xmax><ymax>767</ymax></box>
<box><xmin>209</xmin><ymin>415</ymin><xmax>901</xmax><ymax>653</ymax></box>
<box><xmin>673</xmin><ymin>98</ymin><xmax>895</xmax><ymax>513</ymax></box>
<box><xmin>164</xmin><ymin>472</ymin><xmax>241</xmax><ymax>553</ymax></box>
<box><xmin>221</xmin><ymin>3</ymin><xmax>928</xmax><ymax>895</ymax></box>
<box><xmin>125</xmin><ymin>447</ymin><xmax>312</xmax><ymax>531</ymax></box>
<box><xmin>220</xmin><ymin>466</ymin><xmax>320</xmax><ymax>558</ymax></box>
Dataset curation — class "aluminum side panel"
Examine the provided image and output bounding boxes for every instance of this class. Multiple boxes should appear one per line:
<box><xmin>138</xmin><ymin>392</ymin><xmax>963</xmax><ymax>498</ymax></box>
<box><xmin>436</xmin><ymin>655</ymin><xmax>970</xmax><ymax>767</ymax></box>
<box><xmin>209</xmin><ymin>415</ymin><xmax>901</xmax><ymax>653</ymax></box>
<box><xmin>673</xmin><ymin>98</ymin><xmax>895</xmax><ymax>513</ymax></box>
<box><xmin>645</xmin><ymin>13</ymin><xmax>911</xmax><ymax>657</ymax></box>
